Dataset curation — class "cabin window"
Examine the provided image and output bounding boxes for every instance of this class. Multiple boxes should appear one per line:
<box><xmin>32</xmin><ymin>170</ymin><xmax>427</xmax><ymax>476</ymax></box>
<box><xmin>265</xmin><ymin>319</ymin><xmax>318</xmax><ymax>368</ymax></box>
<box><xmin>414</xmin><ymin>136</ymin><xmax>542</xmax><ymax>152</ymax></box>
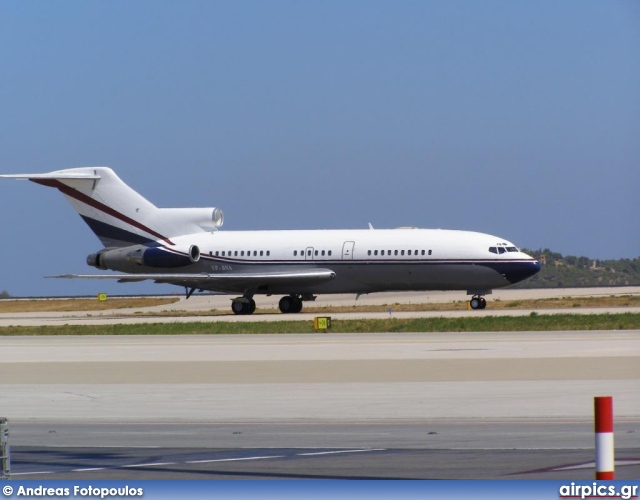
<box><xmin>328</xmin><ymin>250</ymin><xmax>332</xmax><ymax>256</ymax></box>
<box><xmin>368</xmin><ymin>250</ymin><xmax>371</xmax><ymax>256</ymax></box>
<box><xmin>234</xmin><ymin>251</ymin><xmax>238</xmax><ymax>257</ymax></box>
<box><xmin>322</xmin><ymin>250</ymin><xmax>326</xmax><ymax>256</ymax></box>
<box><xmin>315</xmin><ymin>250</ymin><xmax>318</xmax><ymax>256</ymax></box>
<box><xmin>267</xmin><ymin>251</ymin><xmax>270</xmax><ymax>256</ymax></box>
<box><xmin>428</xmin><ymin>250</ymin><xmax>432</xmax><ymax>255</ymax></box>
<box><xmin>374</xmin><ymin>250</ymin><xmax>378</xmax><ymax>256</ymax></box>
<box><xmin>489</xmin><ymin>247</ymin><xmax>498</xmax><ymax>254</ymax></box>
<box><xmin>498</xmin><ymin>247</ymin><xmax>506</xmax><ymax>254</ymax></box>
<box><xmin>401</xmin><ymin>250</ymin><xmax>405</xmax><ymax>256</ymax></box>
<box><xmin>294</xmin><ymin>250</ymin><xmax>297</xmax><ymax>256</ymax></box>
<box><xmin>394</xmin><ymin>250</ymin><xmax>398</xmax><ymax>256</ymax></box>
<box><xmin>307</xmin><ymin>250</ymin><xmax>312</xmax><ymax>256</ymax></box>
<box><xmin>506</xmin><ymin>246</ymin><xmax>518</xmax><ymax>252</ymax></box>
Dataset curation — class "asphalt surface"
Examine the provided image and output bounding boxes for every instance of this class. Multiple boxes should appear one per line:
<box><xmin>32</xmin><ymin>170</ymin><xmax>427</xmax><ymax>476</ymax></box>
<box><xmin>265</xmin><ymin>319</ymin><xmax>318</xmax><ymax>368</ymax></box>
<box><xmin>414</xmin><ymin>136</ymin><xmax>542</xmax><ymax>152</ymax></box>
<box><xmin>1</xmin><ymin>322</ymin><xmax>639</xmax><ymax>479</ymax></box>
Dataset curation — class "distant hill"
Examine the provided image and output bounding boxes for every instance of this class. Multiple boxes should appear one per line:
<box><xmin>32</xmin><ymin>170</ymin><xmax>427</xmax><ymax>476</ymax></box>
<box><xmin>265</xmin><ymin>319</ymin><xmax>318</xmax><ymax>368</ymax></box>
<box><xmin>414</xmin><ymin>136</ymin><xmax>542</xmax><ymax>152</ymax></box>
<box><xmin>514</xmin><ymin>249</ymin><xmax>640</xmax><ymax>288</ymax></box>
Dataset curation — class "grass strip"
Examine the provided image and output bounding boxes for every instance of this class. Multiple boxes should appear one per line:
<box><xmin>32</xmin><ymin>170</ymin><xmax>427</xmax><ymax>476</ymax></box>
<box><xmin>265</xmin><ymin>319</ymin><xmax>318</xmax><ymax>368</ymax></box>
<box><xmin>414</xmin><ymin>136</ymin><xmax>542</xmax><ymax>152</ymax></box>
<box><xmin>1</xmin><ymin>313</ymin><xmax>639</xmax><ymax>336</ymax></box>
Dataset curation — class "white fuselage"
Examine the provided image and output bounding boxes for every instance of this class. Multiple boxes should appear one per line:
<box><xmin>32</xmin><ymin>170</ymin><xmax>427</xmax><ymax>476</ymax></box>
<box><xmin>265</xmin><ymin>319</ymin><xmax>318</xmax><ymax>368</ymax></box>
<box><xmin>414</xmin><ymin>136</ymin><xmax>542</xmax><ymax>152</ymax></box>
<box><xmin>119</xmin><ymin>228</ymin><xmax>540</xmax><ymax>295</ymax></box>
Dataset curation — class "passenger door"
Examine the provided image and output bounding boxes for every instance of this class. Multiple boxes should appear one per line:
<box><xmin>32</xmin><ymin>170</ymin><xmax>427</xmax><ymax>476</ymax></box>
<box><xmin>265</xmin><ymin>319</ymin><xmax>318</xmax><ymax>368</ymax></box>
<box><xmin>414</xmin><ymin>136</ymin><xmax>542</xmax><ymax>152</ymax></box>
<box><xmin>342</xmin><ymin>241</ymin><xmax>355</xmax><ymax>260</ymax></box>
<box><xmin>305</xmin><ymin>247</ymin><xmax>315</xmax><ymax>260</ymax></box>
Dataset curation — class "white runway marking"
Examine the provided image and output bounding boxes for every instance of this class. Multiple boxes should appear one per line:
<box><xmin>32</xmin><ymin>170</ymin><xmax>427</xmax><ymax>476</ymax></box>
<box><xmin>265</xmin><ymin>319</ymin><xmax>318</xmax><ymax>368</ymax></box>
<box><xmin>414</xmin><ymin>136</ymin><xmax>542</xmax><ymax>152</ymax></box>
<box><xmin>186</xmin><ymin>455</ymin><xmax>284</xmax><ymax>464</ymax></box>
<box><xmin>121</xmin><ymin>462</ymin><xmax>176</xmax><ymax>468</ymax></box>
<box><xmin>553</xmin><ymin>459</ymin><xmax>640</xmax><ymax>471</ymax></box>
<box><xmin>10</xmin><ymin>471</ymin><xmax>55</xmax><ymax>476</ymax></box>
<box><xmin>297</xmin><ymin>449</ymin><xmax>385</xmax><ymax>456</ymax></box>
<box><xmin>12</xmin><ymin>449</ymin><xmax>385</xmax><ymax>477</ymax></box>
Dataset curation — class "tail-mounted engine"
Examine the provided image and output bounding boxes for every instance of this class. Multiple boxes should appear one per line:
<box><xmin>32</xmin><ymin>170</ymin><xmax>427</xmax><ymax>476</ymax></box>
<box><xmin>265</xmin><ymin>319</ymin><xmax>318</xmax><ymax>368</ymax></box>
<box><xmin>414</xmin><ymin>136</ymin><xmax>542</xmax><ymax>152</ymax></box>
<box><xmin>87</xmin><ymin>244</ymin><xmax>200</xmax><ymax>270</ymax></box>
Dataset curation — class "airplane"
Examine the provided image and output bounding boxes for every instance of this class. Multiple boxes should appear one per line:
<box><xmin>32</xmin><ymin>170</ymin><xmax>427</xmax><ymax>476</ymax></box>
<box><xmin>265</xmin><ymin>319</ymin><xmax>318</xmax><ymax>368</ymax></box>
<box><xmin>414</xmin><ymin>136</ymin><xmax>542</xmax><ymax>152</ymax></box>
<box><xmin>1</xmin><ymin>167</ymin><xmax>541</xmax><ymax>314</ymax></box>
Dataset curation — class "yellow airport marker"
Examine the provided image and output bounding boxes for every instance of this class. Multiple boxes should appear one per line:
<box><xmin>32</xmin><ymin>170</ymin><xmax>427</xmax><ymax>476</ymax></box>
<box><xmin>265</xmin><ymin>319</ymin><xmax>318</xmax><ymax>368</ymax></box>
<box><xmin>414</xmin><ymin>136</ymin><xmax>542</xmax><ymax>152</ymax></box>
<box><xmin>313</xmin><ymin>316</ymin><xmax>331</xmax><ymax>331</ymax></box>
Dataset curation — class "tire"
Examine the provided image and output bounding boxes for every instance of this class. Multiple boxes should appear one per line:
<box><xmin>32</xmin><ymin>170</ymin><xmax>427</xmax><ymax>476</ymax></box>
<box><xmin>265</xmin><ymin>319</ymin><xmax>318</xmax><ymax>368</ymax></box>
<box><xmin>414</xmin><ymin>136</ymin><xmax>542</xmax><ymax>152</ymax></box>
<box><xmin>279</xmin><ymin>296</ymin><xmax>294</xmax><ymax>313</ymax></box>
<box><xmin>292</xmin><ymin>296</ymin><xmax>303</xmax><ymax>313</ymax></box>
<box><xmin>232</xmin><ymin>301</ymin><xmax>245</xmax><ymax>315</ymax></box>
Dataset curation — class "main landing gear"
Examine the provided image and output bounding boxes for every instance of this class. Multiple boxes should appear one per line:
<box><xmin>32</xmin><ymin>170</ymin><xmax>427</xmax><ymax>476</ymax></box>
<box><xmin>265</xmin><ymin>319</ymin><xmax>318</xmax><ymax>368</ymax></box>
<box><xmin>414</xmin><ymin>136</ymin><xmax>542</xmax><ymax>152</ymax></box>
<box><xmin>231</xmin><ymin>294</ymin><xmax>312</xmax><ymax>315</ymax></box>
<box><xmin>278</xmin><ymin>295</ymin><xmax>303</xmax><ymax>314</ymax></box>
<box><xmin>231</xmin><ymin>297</ymin><xmax>256</xmax><ymax>315</ymax></box>
<box><xmin>469</xmin><ymin>295</ymin><xmax>487</xmax><ymax>310</ymax></box>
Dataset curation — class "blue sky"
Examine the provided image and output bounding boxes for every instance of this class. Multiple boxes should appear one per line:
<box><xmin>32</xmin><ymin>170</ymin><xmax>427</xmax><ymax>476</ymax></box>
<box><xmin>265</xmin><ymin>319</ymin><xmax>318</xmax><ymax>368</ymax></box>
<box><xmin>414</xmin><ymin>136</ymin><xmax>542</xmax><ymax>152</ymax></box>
<box><xmin>1</xmin><ymin>1</ymin><xmax>638</xmax><ymax>296</ymax></box>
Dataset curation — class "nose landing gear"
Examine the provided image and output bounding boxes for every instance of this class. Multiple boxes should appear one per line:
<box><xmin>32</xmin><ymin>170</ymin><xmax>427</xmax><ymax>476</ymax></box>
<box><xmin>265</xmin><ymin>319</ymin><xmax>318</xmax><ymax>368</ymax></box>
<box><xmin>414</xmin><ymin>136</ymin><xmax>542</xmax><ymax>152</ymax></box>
<box><xmin>469</xmin><ymin>295</ymin><xmax>487</xmax><ymax>310</ymax></box>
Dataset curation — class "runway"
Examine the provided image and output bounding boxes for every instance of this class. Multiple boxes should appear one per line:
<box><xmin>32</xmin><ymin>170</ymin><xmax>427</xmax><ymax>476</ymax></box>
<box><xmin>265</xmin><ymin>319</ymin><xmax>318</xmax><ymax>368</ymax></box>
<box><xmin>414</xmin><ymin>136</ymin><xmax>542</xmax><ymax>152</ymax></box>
<box><xmin>1</xmin><ymin>286</ymin><xmax>639</xmax><ymax>326</ymax></box>
<box><xmin>2</xmin><ymin>330</ymin><xmax>639</xmax><ymax>479</ymax></box>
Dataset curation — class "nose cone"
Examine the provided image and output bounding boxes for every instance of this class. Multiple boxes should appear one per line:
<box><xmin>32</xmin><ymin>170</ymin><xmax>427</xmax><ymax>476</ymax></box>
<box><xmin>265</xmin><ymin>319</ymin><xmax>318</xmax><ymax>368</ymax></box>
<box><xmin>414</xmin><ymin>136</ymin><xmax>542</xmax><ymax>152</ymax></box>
<box><xmin>504</xmin><ymin>258</ymin><xmax>541</xmax><ymax>284</ymax></box>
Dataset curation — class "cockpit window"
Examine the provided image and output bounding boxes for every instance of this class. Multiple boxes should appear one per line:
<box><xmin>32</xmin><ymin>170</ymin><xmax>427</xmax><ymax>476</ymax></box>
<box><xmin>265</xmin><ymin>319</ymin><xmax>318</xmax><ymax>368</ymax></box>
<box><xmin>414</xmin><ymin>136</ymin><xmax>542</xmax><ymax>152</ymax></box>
<box><xmin>490</xmin><ymin>245</ymin><xmax>519</xmax><ymax>254</ymax></box>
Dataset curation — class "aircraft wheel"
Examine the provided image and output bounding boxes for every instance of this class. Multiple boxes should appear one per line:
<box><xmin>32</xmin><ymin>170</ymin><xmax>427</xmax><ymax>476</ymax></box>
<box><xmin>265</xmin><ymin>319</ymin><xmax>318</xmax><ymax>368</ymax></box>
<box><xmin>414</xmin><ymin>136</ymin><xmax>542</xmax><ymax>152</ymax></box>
<box><xmin>470</xmin><ymin>297</ymin><xmax>481</xmax><ymax>310</ymax></box>
<box><xmin>292</xmin><ymin>296</ymin><xmax>303</xmax><ymax>313</ymax></box>
<box><xmin>279</xmin><ymin>296</ymin><xmax>294</xmax><ymax>313</ymax></box>
<box><xmin>232</xmin><ymin>299</ymin><xmax>256</xmax><ymax>315</ymax></box>
<box><xmin>231</xmin><ymin>300</ymin><xmax>245</xmax><ymax>315</ymax></box>
<box><xmin>479</xmin><ymin>297</ymin><xmax>487</xmax><ymax>309</ymax></box>
<box><xmin>279</xmin><ymin>295</ymin><xmax>302</xmax><ymax>314</ymax></box>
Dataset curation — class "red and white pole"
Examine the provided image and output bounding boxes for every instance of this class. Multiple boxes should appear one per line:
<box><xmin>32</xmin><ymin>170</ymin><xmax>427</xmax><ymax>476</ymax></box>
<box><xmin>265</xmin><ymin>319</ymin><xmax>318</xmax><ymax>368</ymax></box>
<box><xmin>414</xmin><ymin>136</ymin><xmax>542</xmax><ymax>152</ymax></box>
<box><xmin>594</xmin><ymin>396</ymin><xmax>614</xmax><ymax>480</ymax></box>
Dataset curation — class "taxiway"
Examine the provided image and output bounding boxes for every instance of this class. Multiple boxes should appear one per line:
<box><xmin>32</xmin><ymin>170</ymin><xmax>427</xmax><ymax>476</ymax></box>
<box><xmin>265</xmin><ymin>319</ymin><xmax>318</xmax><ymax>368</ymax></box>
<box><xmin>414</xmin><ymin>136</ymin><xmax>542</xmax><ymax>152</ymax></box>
<box><xmin>1</xmin><ymin>328</ymin><xmax>639</xmax><ymax>479</ymax></box>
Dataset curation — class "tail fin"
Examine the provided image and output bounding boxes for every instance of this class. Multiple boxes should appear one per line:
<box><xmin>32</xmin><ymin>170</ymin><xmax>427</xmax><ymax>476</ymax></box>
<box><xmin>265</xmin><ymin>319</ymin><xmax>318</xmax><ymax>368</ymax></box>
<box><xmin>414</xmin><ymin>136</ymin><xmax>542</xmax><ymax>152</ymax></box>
<box><xmin>2</xmin><ymin>167</ymin><xmax>223</xmax><ymax>248</ymax></box>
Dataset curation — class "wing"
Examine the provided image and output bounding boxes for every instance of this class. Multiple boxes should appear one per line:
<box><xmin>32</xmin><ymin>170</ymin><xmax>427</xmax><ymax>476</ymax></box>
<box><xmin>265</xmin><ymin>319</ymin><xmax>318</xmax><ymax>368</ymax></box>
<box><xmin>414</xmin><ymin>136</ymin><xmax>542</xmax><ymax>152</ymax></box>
<box><xmin>48</xmin><ymin>268</ymin><xmax>337</xmax><ymax>293</ymax></box>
